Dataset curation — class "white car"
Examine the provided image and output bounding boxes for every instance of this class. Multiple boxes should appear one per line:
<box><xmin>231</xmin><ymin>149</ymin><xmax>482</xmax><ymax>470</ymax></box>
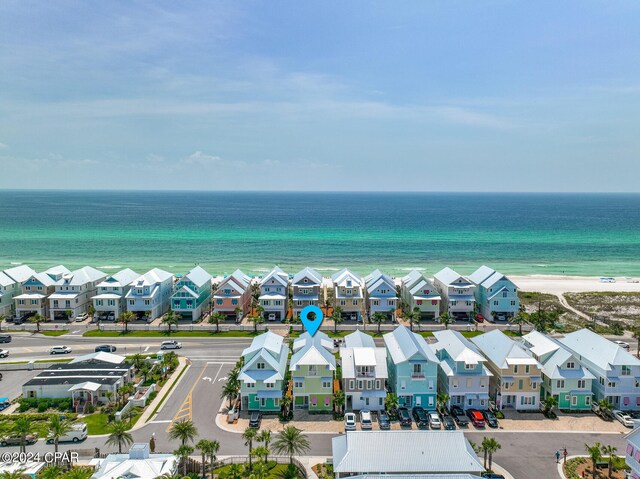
<box><xmin>49</xmin><ymin>345</ymin><xmax>72</xmax><ymax>355</ymax></box>
<box><xmin>160</xmin><ymin>340</ymin><xmax>182</xmax><ymax>350</ymax></box>
<box><xmin>344</xmin><ymin>412</ymin><xmax>357</xmax><ymax>431</ymax></box>
<box><xmin>74</xmin><ymin>313</ymin><xmax>89</xmax><ymax>322</ymax></box>
<box><xmin>0</xmin><ymin>349</ymin><xmax>8</xmax><ymax>358</ymax></box>
<box><xmin>614</xmin><ymin>340</ymin><xmax>630</xmax><ymax>351</ymax></box>
<box><xmin>613</xmin><ymin>409</ymin><xmax>635</xmax><ymax>427</ymax></box>
<box><xmin>360</xmin><ymin>410</ymin><xmax>372</xmax><ymax>430</ymax></box>
<box><xmin>428</xmin><ymin>411</ymin><xmax>442</xmax><ymax>429</ymax></box>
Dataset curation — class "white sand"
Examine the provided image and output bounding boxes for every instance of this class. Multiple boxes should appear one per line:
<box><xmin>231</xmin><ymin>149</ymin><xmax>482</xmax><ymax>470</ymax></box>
<box><xmin>512</xmin><ymin>275</ymin><xmax>640</xmax><ymax>295</ymax></box>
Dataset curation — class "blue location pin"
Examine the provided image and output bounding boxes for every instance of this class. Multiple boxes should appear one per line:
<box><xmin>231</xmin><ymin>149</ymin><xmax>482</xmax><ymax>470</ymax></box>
<box><xmin>300</xmin><ymin>305</ymin><xmax>323</xmax><ymax>336</ymax></box>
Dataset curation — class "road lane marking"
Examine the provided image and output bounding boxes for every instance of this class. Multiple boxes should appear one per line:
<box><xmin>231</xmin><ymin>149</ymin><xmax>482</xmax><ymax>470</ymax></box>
<box><xmin>148</xmin><ymin>420</ymin><xmax>172</xmax><ymax>424</ymax></box>
<box><xmin>144</xmin><ymin>346</ymin><xmax>149</xmax><ymax>352</ymax></box>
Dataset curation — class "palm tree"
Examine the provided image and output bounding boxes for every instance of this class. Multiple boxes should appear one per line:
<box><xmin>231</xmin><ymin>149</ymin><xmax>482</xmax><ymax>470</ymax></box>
<box><xmin>541</xmin><ymin>395</ymin><xmax>558</xmax><ymax>417</ymax></box>
<box><xmin>118</xmin><ymin>382</ymin><xmax>135</xmax><ymax>408</ymax></box>
<box><xmin>633</xmin><ymin>327</ymin><xmax>640</xmax><ymax>359</ymax></box>
<box><xmin>598</xmin><ymin>399</ymin><xmax>613</xmax><ymax>419</ymax></box>
<box><xmin>209</xmin><ymin>312</ymin><xmax>225</xmax><ymax>333</ymax></box>
<box><xmin>278</xmin><ymin>464</ymin><xmax>301</xmax><ymax>479</ymax></box>
<box><xmin>60</xmin><ymin>467</ymin><xmax>94</xmax><ymax>479</ymax></box>
<box><xmin>484</xmin><ymin>437</ymin><xmax>501</xmax><ymax>471</ymax></box>
<box><xmin>139</xmin><ymin>362</ymin><xmax>152</xmax><ymax>384</ymax></box>
<box><xmin>38</xmin><ymin>466</ymin><xmax>64</xmax><ymax>479</ymax></box>
<box><xmin>173</xmin><ymin>444</ymin><xmax>194</xmax><ymax>476</ymax></box>
<box><xmin>601</xmin><ymin>444</ymin><xmax>617</xmax><ymax>479</ymax></box>
<box><xmin>585</xmin><ymin>442</ymin><xmax>602</xmax><ymax>479</ymax></box>
<box><xmin>12</xmin><ymin>417</ymin><xmax>33</xmax><ymax>454</ymax></box>
<box><xmin>410</xmin><ymin>307</ymin><xmax>421</xmax><ymax>332</ymax></box>
<box><xmin>371</xmin><ymin>312</ymin><xmax>386</xmax><ymax>334</ymax></box>
<box><xmin>243</xmin><ymin>427</ymin><xmax>258</xmax><ymax>470</ymax></box>
<box><xmin>162</xmin><ymin>310</ymin><xmax>178</xmax><ymax>333</ymax></box>
<box><xmin>168</xmin><ymin>419</ymin><xmax>198</xmax><ymax>446</ymax></box>
<box><xmin>333</xmin><ymin>390</ymin><xmax>345</xmax><ymax>415</ymax></box>
<box><xmin>28</xmin><ymin>312</ymin><xmax>44</xmax><ymax>332</ymax></box>
<box><xmin>122</xmin><ymin>406</ymin><xmax>140</xmax><ymax>427</ymax></box>
<box><xmin>480</xmin><ymin>437</ymin><xmax>490</xmax><ymax>470</ymax></box>
<box><xmin>331</xmin><ymin>307</ymin><xmax>343</xmax><ymax>334</ymax></box>
<box><xmin>384</xmin><ymin>393</ymin><xmax>399</xmax><ymax>415</ymax></box>
<box><xmin>249</xmin><ymin>314</ymin><xmax>264</xmax><ymax>333</ymax></box>
<box><xmin>257</xmin><ymin>430</ymin><xmax>272</xmax><ymax>461</ymax></box>
<box><xmin>252</xmin><ymin>446</ymin><xmax>270</xmax><ymax>463</ymax></box>
<box><xmin>273</xmin><ymin>426</ymin><xmax>311</xmax><ymax>464</ymax></box>
<box><xmin>0</xmin><ymin>470</ymin><xmax>29</xmax><ymax>479</ymax></box>
<box><xmin>47</xmin><ymin>415</ymin><xmax>73</xmax><ymax>461</ymax></box>
<box><xmin>120</xmin><ymin>311</ymin><xmax>135</xmax><ymax>333</ymax></box>
<box><xmin>249</xmin><ymin>461</ymin><xmax>269</xmax><ymax>479</ymax></box>
<box><xmin>221</xmin><ymin>379</ymin><xmax>240</xmax><ymax>409</ymax></box>
<box><xmin>439</xmin><ymin>312</ymin><xmax>452</xmax><ymax>330</ymax></box>
<box><xmin>510</xmin><ymin>311</ymin><xmax>529</xmax><ymax>335</ymax></box>
<box><xmin>436</xmin><ymin>393</ymin><xmax>450</xmax><ymax>414</ymax></box>
<box><xmin>224</xmin><ymin>464</ymin><xmax>245</xmax><ymax>479</ymax></box>
<box><xmin>106</xmin><ymin>421</ymin><xmax>133</xmax><ymax>453</ymax></box>
<box><xmin>196</xmin><ymin>439</ymin><xmax>220</xmax><ymax>479</ymax></box>
<box><xmin>131</xmin><ymin>353</ymin><xmax>145</xmax><ymax>370</ymax></box>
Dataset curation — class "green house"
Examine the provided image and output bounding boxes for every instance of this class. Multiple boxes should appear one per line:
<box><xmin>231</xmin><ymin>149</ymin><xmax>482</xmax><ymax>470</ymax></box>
<box><xmin>290</xmin><ymin>331</ymin><xmax>336</xmax><ymax>412</ymax></box>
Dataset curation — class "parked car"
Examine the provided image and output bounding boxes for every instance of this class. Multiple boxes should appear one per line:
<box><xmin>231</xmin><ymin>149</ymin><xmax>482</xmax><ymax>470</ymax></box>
<box><xmin>1</xmin><ymin>433</ymin><xmax>38</xmax><ymax>446</ymax></box>
<box><xmin>427</xmin><ymin>410</ymin><xmax>441</xmax><ymax>429</ymax></box>
<box><xmin>614</xmin><ymin>340</ymin><xmax>631</xmax><ymax>351</ymax></box>
<box><xmin>613</xmin><ymin>409</ymin><xmax>634</xmax><ymax>428</ymax></box>
<box><xmin>248</xmin><ymin>412</ymin><xmax>262</xmax><ymax>429</ymax></box>
<box><xmin>74</xmin><ymin>313</ymin><xmax>89</xmax><ymax>322</ymax></box>
<box><xmin>360</xmin><ymin>410</ymin><xmax>373</xmax><ymax>430</ymax></box>
<box><xmin>160</xmin><ymin>340</ymin><xmax>182</xmax><ymax>350</ymax></box>
<box><xmin>450</xmin><ymin>405</ymin><xmax>469</xmax><ymax>426</ymax></box>
<box><xmin>467</xmin><ymin>409</ymin><xmax>486</xmax><ymax>428</ymax></box>
<box><xmin>0</xmin><ymin>397</ymin><xmax>10</xmax><ymax>411</ymax></box>
<box><xmin>0</xmin><ymin>336</ymin><xmax>11</xmax><ymax>344</ymax></box>
<box><xmin>483</xmin><ymin>410</ymin><xmax>499</xmax><ymax>428</ymax></box>
<box><xmin>46</xmin><ymin>422</ymin><xmax>87</xmax><ymax>443</ymax></box>
<box><xmin>412</xmin><ymin>407</ymin><xmax>429</xmax><ymax>429</ymax></box>
<box><xmin>398</xmin><ymin>407</ymin><xmax>412</xmax><ymax>427</ymax></box>
<box><xmin>344</xmin><ymin>412</ymin><xmax>357</xmax><ymax>431</ymax></box>
<box><xmin>442</xmin><ymin>414</ymin><xmax>456</xmax><ymax>430</ymax></box>
<box><xmin>49</xmin><ymin>345</ymin><xmax>72</xmax><ymax>355</ymax></box>
<box><xmin>475</xmin><ymin>314</ymin><xmax>484</xmax><ymax>323</ymax></box>
<box><xmin>377</xmin><ymin>411</ymin><xmax>391</xmax><ymax>430</ymax></box>
<box><xmin>0</xmin><ymin>349</ymin><xmax>8</xmax><ymax>358</ymax></box>
<box><xmin>481</xmin><ymin>474</ymin><xmax>505</xmax><ymax>479</ymax></box>
<box><xmin>94</xmin><ymin>345</ymin><xmax>117</xmax><ymax>353</ymax></box>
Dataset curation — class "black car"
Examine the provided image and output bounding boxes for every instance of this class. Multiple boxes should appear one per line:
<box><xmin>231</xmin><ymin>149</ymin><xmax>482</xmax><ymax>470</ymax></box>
<box><xmin>450</xmin><ymin>405</ymin><xmax>469</xmax><ymax>426</ymax></box>
<box><xmin>248</xmin><ymin>412</ymin><xmax>262</xmax><ymax>428</ymax></box>
<box><xmin>95</xmin><ymin>345</ymin><xmax>117</xmax><ymax>353</ymax></box>
<box><xmin>483</xmin><ymin>410</ymin><xmax>499</xmax><ymax>428</ymax></box>
<box><xmin>0</xmin><ymin>336</ymin><xmax>11</xmax><ymax>344</ymax></box>
<box><xmin>411</xmin><ymin>406</ymin><xmax>429</xmax><ymax>429</ymax></box>
<box><xmin>442</xmin><ymin>414</ymin><xmax>456</xmax><ymax>430</ymax></box>
<box><xmin>398</xmin><ymin>407</ymin><xmax>412</xmax><ymax>427</ymax></box>
<box><xmin>377</xmin><ymin>411</ymin><xmax>391</xmax><ymax>430</ymax></box>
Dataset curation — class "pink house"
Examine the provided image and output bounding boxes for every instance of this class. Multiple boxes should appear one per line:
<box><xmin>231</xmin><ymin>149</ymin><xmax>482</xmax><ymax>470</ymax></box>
<box><xmin>213</xmin><ymin>269</ymin><xmax>252</xmax><ymax>320</ymax></box>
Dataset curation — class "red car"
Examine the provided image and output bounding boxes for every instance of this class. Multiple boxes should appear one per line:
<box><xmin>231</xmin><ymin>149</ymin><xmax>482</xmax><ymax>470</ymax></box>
<box><xmin>466</xmin><ymin>409</ymin><xmax>486</xmax><ymax>427</ymax></box>
<box><xmin>475</xmin><ymin>314</ymin><xmax>485</xmax><ymax>323</ymax></box>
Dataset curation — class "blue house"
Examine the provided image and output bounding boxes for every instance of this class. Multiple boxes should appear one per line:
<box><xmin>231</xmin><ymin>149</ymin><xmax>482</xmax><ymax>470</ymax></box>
<box><xmin>171</xmin><ymin>266</ymin><xmax>213</xmax><ymax>322</ymax></box>
<box><xmin>469</xmin><ymin>265</ymin><xmax>519</xmax><ymax>322</ymax></box>
<box><xmin>364</xmin><ymin>269</ymin><xmax>397</xmax><ymax>321</ymax></box>
<box><xmin>383</xmin><ymin>325</ymin><xmax>439</xmax><ymax>409</ymax></box>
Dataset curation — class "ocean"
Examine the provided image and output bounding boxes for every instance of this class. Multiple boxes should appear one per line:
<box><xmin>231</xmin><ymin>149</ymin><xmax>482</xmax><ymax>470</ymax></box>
<box><xmin>1</xmin><ymin>190</ymin><xmax>639</xmax><ymax>277</ymax></box>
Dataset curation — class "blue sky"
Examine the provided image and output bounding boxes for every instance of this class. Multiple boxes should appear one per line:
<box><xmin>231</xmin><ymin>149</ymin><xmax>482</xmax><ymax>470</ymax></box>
<box><xmin>1</xmin><ymin>1</ymin><xmax>639</xmax><ymax>191</ymax></box>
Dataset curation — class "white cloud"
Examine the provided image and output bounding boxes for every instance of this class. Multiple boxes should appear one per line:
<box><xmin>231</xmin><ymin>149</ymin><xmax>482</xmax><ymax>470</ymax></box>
<box><xmin>182</xmin><ymin>151</ymin><xmax>247</xmax><ymax>169</ymax></box>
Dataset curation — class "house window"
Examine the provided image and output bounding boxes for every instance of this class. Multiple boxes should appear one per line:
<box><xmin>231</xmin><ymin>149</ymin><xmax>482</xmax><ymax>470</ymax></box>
<box><xmin>365</xmin><ymin>398</ymin><xmax>370</xmax><ymax>406</ymax></box>
<box><xmin>324</xmin><ymin>397</ymin><xmax>330</xmax><ymax>407</ymax></box>
<box><xmin>375</xmin><ymin>380</ymin><xmax>380</xmax><ymax>389</ymax></box>
<box><xmin>503</xmin><ymin>382</ymin><xmax>510</xmax><ymax>390</ymax></box>
<box><xmin>265</xmin><ymin>382</ymin><xmax>274</xmax><ymax>389</ymax></box>
<box><xmin>144</xmin><ymin>300</ymin><xmax>150</xmax><ymax>306</ymax></box>
<box><xmin>246</xmin><ymin>383</ymin><xmax>255</xmax><ymax>389</ymax></box>
<box><xmin>578</xmin><ymin>380</ymin><xmax>586</xmax><ymax>389</ymax></box>
<box><xmin>518</xmin><ymin>379</ymin><xmax>523</xmax><ymax>389</ymax></box>
<box><xmin>480</xmin><ymin>380</ymin><xmax>486</xmax><ymax>388</ymax></box>
<box><xmin>31</xmin><ymin>299</ymin><xmax>38</xmax><ymax>305</ymax></box>
<box><xmin>571</xmin><ymin>396</ymin><xmax>578</xmax><ymax>406</ymax></box>
<box><xmin>525</xmin><ymin>365</ymin><xmax>530</xmax><ymax>374</ymax></box>
<box><xmin>349</xmin><ymin>380</ymin><xmax>354</xmax><ymax>389</ymax></box>
<box><xmin>608</xmin><ymin>381</ymin><xmax>616</xmax><ymax>388</ymax></box>
<box><xmin>513</xmin><ymin>365</ymin><xmax>518</xmax><ymax>374</ymax></box>
<box><xmin>452</xmin><ymin>379</ymin><xmax>458</xmax><ymax>388</ymax></box>
<box><xmin>428</xmin><ymin>380</ymin><xmax>434</xmax><ymax>390</ymax></box>
<box><xmin>322</xmin><ymin>380</ymin><xmax>331</xmax><ymax>388</ymax></box>
<box><xmin>566</xmin><ymin>362</ymin><xmax>575</xmax><ymax>369</ymax></box>
<box><xmin>373</xmin><ymin>300</ymin><xmax>379</xmax><ymax>306</ymax></box>
<box><xmin>232</xmin><ymin>299</ymin><xmax>238</xmax><ymax>305</ymax></box>
<box><xmin>531</xmin><ymin>381</ymin><xmax>537</xmax><ymax>389</ymax></box>
<box><xmin>353</xmin><ymin>300</ymin><xmax>358</xmax><ymax>306</ymax></box>
<box><xmin>622</xmin><ymin>366</ymin><xmax>631</xmax><ymax>376</ymax></box>
<box><xmin>557</xmin><ymin>380</ymin><xmax>565</xmax><ymax>388</ymax></box>
<box><xmin>261</xmin><ymin>398</ymin><xmax>266</xmax><ymax>407</ymax></box>
<box><xmin>294</xmin><ymin>381</ymin><xmax>303</xmax><ymax>388</ymax></box>
<box><xmin>465</xmin><ymin>364</ymin><xmax>475</xmax><ymax>370</ymax></box>
<box><xmin>216</xmin><ymin>299</ymin><xmax>223</xmax><ymax>305</ymax></box>
<box><xmin>309</xmin><ymin>366</ymin><xmax>317</xmax><ymax>376</ymax></box>
<box><xmin>357</xmin><ymin>380</ymin><xmax>363</xmax><ymax>389</ymax></box>
<box><xmin>451</xmin><ymin>301</ymin><xmax>457</xmax><ymax>306</ymax></box>
<box><xmin>340</xmin><ymin>300</ymin><xmax>346</xmax><ymax>306</ymax></box>
<box><xmin>413</xmin><ymin>364</ymin><xmax>422</xmax><ymax>374</ymax></box>
<box><xmin>510</xmin><ymin>300</ymin><xmax>516</xmax><ymax>306</ymax></box>
<box><xmin>565</xmin><ymin>394</ymin><xmax>570</xmax><ymax>402</ymax></box>
<box><xmin>366</xmin><ymin>380</ymin><xmax>372</xmax><ymax>390</ymax></box>
<box><xmin>493</xmin><ymin>301</ymin><xmax>499</xmax><ymax>306</ymax></box>
<box><xmin>129</xmin><ymin>300</ymin><xmax>135</xmax><ymax>305</ymax></box>
<box><xmin>400</xmin><ymin>380</ymin><xmax>406</xmax><ymax>390</ymax></box>
<box><xmin>274</xmin><ymin>398</ymin><xmax>280</xmax><ymax>407</ymax></box>
<box><xmin>53</xmin><ymin>300</ymin><xmax>59</xmax><ymax>307</ymax></box>
<box><xmin>257</xmin><ymin>362</ymin><xmax>265</xmax><ymax>370</ymax></box>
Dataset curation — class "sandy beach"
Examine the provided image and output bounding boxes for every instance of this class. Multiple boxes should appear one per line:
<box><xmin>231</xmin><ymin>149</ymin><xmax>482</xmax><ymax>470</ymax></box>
<box><xmin>511</xmin><ymin>275</ymin><xmax>640</xmax><ymax>295</ymax></box>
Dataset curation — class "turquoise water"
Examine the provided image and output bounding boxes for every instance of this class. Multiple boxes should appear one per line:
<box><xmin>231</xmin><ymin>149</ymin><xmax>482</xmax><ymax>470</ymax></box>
<box><xmin>0</xmin><ymin>190</ymin><xmax>639</xmax><ymax>277</ymax></box>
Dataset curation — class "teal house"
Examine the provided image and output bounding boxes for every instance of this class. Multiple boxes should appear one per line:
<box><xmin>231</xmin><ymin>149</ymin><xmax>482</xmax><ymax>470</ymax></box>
<box><xmin>239</xmin><ymin>331</ymin><xmax>289</xmax><ymax>413</ymax></box>
<box><xmin>522</xmin><ymin>331</ymin><xmax>594</xmax><ymax>410</ymax></box>
<box><xmin>171</xmin><ymin>266</ymin><xmax>212</xmax><ymax>321</ymax></box>
<box><xmin>469</xmin><ymin>265</ymin><xmax>519</xmax><ymax>322</ymax></box>
<box><xmin>290</xmin><ymin>331</ymin><xmax>336</xmax><ymax>411</ymax></box>
<box><xmin>383</xmin><ymin>325</ymin><xmax>440</xmax><ymax>409</ymax></box>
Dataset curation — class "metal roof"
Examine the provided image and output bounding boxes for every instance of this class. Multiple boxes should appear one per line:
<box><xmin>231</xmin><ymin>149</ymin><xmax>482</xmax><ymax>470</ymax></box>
<box><xmin>56</xmin><ymin>266</ymin><xmax>106</xmax><ymax>286</ymax></box>
<box><xmin>292</xmin><ymin>267</ymin><xmax>322</xmax><ymax>285</ymax></box>
<box><xmin>434</xmin><ymin>267</ymin><xmax>472</xmax><ymax>287</ymax></box>
<box><xmin>560</xmin><ymin>328</ymin><xmax>640</xmax><ymax>370</ymax></box>
<box><xmin>2</xmin><ymin>264</ymin><xmax>37</xmax><ymax>283</ymax></box>
<box><xmin>332</xmin><ymin>431</ymin><xmax>483</xmax><ymax>474</ymax></box>
<box><xmin>344</xmin><ymin>330</ymin><xmax>375</xmax><ymax>348</ymax></box>
<box><xmin>470</xmin><ymin>330</ymin><xmax>540</xmax><ymax>369</ymax></box>
<box><xmin>260</xmin><ymin>266</ymin><xmax>288</xmax><ymax>287</ymax></box>
<box><xmin>290</xmin><ymin>331</ymin><xmax>336</xmax><ymax>370</ymax></box>
<box><xmin>383</xmin><ymin>325</ymin><xmax>438</xmax><ymax>365</ymax></box>
<box><xmin>340</xmin><ymin>347</ymin><xmax>388</xmax><ymax>380</ymax></box>
<box><xmin>181</xmin><ymin>265</ymin><xmax>212</xmax><ymax>288</ymax></box>
<box><xmin>433</xmin><ymin>330</ymin><xmax>486</xmax><ymax>365</ymax></box>
<box><xmin>468</xmin><ymin>265</ymin><xmax>495</xmax><ymax>285</ymax></box>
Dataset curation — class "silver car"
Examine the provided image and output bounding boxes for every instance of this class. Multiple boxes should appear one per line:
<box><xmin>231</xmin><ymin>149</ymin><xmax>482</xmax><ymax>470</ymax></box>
<box><xmin>344</xmin><ymin>413</ymin><xmax>357</xmax><ymax>431</ymax></box>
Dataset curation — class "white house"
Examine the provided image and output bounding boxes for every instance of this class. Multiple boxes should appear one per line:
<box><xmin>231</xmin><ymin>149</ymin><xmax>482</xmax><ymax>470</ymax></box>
<box><xmin>0</xmin><ymin>265</ymin><xmax>36</xmax><ymax>318</ymax></box>
<box><xmin>259</xmin><ymin>267</ymin><xmax>289</xmax><ymax>321</ymax></box>
<box><xmin>92</xmin><ymin>268</ymin><xmax>140</xmax><ymax>321</ymax></box>
<box><xmin>434</xmin><ymin>267</ymin><xmax>476</xmax><ymax>321</ymax></box>
<box><xmin>432</xmin><ymin>329</ymin><xmax>492</xmax><ymax>410</ymax></box>
<box><xmin>91</xmin><ymin>444</ymin><xmax>178</xmax><ymax>479</ymax></box>
<box><xmin>400</xmin><ymin>270</ymin><xmax>441</xmax><ymax>320</ymax></box>
<box><xmin>364</xmin><ymin>269</ymin><xmax>397</xmax><ymax>321</ymax></box>
<box><xmin>48</xmin><ymin>266</ymin><xmax>107</xmax><ymax>321</ymax></box>
<box><xmin>469</xmin><ymin>265</ymin><xmax>519</xmax><ymax>321</ymax></box>
<box><xmin>331</xmin><ymin>269</ymin><xmax>364</xmax><ymax>321</ymax></box>
<box><xmin>125</xmin><ymin>268</ymin><xmax>174</xmax><ymax>321</ymax></box>
<box><xmin>291</xmin><ymin>267</ymin><xmax>323</xmax><ymax>318</ymax></box>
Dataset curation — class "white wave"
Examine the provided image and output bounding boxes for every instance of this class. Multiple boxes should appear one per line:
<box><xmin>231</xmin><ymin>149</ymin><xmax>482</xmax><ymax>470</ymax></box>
<box><xmin>98</xmin><ymin>265</ymin><xmax>121</xmax><ymax>269</ymax></box>
<box><xmin>534</xmin><ymin>264</ymin><xmax>549</xmax><ymax>267</ymax></box>
<box><xmin>10</xmin><ymin>262</ymin><xmax>22</xmax><ymax>265</ymax></box>
<box><xmin>398</xmin><ymin>267</ymin><xmax>426</xmax><ymax>271</ymax></box>
<box><xmin>316</xmin><ymin>267</ymin><xmax>340</xmax><ymax>271</ymax></box>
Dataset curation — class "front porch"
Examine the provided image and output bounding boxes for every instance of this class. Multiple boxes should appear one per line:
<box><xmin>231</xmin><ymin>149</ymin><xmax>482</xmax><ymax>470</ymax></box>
<box><xmin>69</xmin><ymin>381</ymin><xmax>101</xmax><ymax>414</ymax></box>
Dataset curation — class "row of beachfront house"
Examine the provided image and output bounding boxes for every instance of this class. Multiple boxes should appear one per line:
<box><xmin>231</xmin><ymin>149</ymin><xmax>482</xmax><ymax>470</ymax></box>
<box><xmin>238</xmin><ymin>326</ymin><xmax>640</xmax><ymax>414</ymax></box>
<box><xmin>1</xmin><ymin>263</ymin><xmax>519</xmax><ymax>323</ymax></box>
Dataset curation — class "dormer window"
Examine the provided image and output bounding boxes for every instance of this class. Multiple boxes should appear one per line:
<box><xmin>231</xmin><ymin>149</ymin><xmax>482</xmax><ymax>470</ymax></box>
<box><xmin>566</xmin><ymin>362</ymin><xmax>575</xmax><ymax>369</ymax></box>
<box><xmin>257</xmin><ymin>362</ymin><xmax>265</xmax><ymax>370</ymax></box>
<box><xmin>304</xmin><ymin>279</ymin><xmax>308</xmax><ymax>283</ymax></box>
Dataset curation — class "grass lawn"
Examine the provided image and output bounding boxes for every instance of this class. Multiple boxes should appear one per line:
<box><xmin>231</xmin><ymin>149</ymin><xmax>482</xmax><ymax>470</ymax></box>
<box><xmin>214</xmin><ymin>462</ymin><xmax>288</xmax><ymax>479</ymax></box>
<box><xmin>38</xmin><ymin>330</ymin><xmax>69</xmax><ymax>336</ymax></box>
<box><xmin>83</xmin><ymin>330</ymin><xmax>261</xmax><ymax>338</ymax></box>
<box><xmin>85</xmin><ymin>412</ymin><xmax>142</xmax><ymax>435</ymax></box>
<box><xmin>35</xmin><ymin>358</ymin><xmax>72</xmax><ymax>363</ymax></box>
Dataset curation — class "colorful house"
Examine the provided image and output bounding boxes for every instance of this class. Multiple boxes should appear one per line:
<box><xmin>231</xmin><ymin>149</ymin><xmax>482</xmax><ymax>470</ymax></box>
<box><xmin>624</xmin><ymin>428</ymin><xmax>640</xmax><ymax>479</ymax></box>
<box><xmin>290</xmin><ymin>331</ymin><xmax>336</xmax><ymax>411</ymax></box>
<box><xmin>171</xmin><ymin>266</ymin><xmax>212</xmax><ymax>321</ymax></box>
<box><xmin>259</xmin><ymin>267</ymin><xmax>289</xmax><ymax>321</ymax></box>
<box><xmin>213</xmin><ymin>269</ymin><xmax>252</xmax><ymax>320</ymax></box>
<box><xmin>14</xmin><ymin>266</ymin><xmax>70</xmax><ymax>321</ymax></box>
<box><xmin>331</xmin><ymin>269</ymin><xmax>364</xmax><ymax>321</ymax></box>
<box><xmin>469</xmin><ymin>265</ymin><xmax>519</xmax><ymax>321</ymax></box>
<box><xmin>0</xmin><ymin>265</ymin><xmax>36</xmax><ymax>318</ymax></box>
<box><xmin>470</xmin><ymin>329</ymin><xmax>542</xmax><ymax>411</ymax></box>
<box><xmin>47</xmin><ymin>266</ymin><xmax>107</xmax><ymax>321</ymax></box>
<box><xmin>239</xmin><ymin>331</ymin><xmax>289</xmax><ymax>413</ymax></box>
<box><xmin>340</xmin><ymin>330</ymin><xmax>388</xmax><ymax>411</ymax></box>
<box><xmin>383</xmin><ymin>325</ymin><xmax>439</xmax><ymax>409</ymax></box>
<box><xmin>560</xmin><ymin>328</ymin><xmax>640</xmax><ymax>410</ymax></box>
<box><xmin>433</xmin><ymin>267</ymin><xmax>476</xmax><ymax>321</ymax></box>
<box><xmin>364</xmin><ymin>269</ymin><xmax>397</xmax><ymax>321</ymax></box>
<box><xmin>432</xmin><ymin>329</ymin><xmax>492</xmax><ymax>411</ymax></box>
<box><xmin>125</xmin><ymin>268</ymin><xmax>174</xmax><ymax>321</ymax></box>
<box><xmin>92</xmin><ymin>268</ymin><xmax>140</xmax><ymax>321</ymax></box>
<box><xmin>400</xmin><ymin>270</ymin><xmax>441</xmax><ymax>320</ymax></box>
<box><xmin>522</xmin><ymin>330</ymin><xmax>594</xmax><ymax>410</ymax></box>
<box><xmin>291</xmin><ymin>267</ymin><xmax>323</xmax><ymax>319</ymax></box>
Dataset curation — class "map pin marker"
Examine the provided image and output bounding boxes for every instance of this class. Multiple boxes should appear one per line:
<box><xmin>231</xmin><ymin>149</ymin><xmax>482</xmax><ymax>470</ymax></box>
<box><xmin>300</xmin><ymin>305</ymin><xmax>323</xmax><ymax>337</ymax></box>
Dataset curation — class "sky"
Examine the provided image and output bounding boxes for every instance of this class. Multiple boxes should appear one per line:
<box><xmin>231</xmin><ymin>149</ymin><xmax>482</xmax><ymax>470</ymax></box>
<box><xmin>1</xmin><ymin>1</ymin><xmax>639</xmax><ymax>192</ymax></box>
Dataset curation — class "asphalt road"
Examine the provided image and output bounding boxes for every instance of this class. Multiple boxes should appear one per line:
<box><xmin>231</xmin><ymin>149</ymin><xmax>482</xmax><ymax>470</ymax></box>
<box><xmin>0</xmin><ymin>333</ymin><xmax>633</xmax><ymax>479</ymax></box>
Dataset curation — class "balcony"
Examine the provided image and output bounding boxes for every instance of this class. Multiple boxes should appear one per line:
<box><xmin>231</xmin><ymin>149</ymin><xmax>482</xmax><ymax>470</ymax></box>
<box><xmin>411</xmin><ymin>373</ymin><xmax>425</xmax><ymax>379</ymax></box>
<box><xmin>356</xmin><ymin>370</ymin><xmax>375</xmax><ymax>378</ymax></box>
